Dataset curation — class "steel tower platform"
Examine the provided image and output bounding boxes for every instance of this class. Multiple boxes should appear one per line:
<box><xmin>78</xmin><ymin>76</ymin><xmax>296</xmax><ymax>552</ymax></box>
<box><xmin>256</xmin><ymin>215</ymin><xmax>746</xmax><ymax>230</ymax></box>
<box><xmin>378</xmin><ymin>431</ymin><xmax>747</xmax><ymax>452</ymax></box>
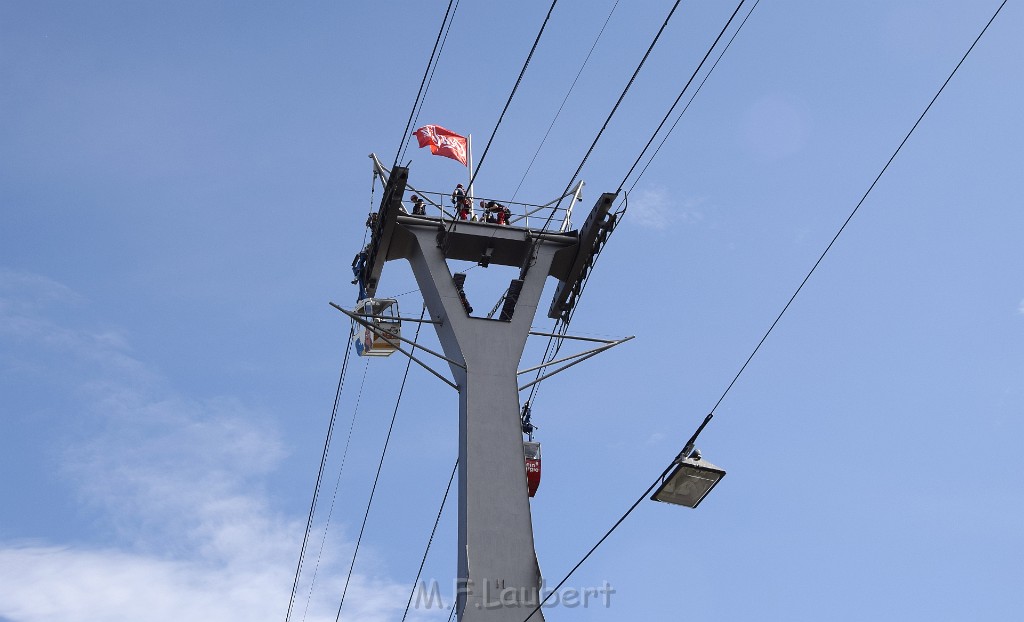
<box><xmin>358</xmin><ymin>163</ymin><xmax>616</xmax><ymax>621</ymax></box>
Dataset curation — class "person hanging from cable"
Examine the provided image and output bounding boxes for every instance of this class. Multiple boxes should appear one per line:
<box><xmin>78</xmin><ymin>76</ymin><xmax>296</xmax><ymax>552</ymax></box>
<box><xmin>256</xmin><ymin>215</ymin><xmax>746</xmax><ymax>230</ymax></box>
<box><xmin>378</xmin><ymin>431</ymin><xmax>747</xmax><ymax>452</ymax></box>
<box><xmin>411</xmin><ymin>194</ymin><xmax>427</xmax><ymax>216</ymax></box>
<box><xmin>521</xmin><ymin>401</ymin><xmax>536</xmax><ymax>440</ymax></box>
<box><xmin>351</xmin><ymin>244</ymin><xmax>370</xmax><ymax>301</ymax></box>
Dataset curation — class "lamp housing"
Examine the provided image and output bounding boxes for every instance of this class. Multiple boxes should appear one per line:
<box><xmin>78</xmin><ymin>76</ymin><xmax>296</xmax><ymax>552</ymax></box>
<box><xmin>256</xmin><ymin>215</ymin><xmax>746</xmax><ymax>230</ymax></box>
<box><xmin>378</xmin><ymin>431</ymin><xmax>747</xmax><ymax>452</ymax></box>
<box><xmin>651</xmin><ymin>456</ymin><xmax>726</xmax><ymax>508</ymax></box>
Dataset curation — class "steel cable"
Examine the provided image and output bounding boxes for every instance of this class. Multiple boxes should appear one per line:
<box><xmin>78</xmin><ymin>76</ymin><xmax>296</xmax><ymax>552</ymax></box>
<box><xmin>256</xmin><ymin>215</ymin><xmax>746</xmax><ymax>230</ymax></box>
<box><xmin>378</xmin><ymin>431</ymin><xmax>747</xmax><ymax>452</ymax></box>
<box><xmin>706</xmin><ymin>0</ymin><xmax>1008</xmax><ymax>418</ymax></box>
<box><xmin>399</xmin><ymin>1</ymin><xmax>462</xmax><ymax>165</ymax></box>
<box><xmin>334</xmin><ymin>305</ymin><xmax>428</xmax><ymax>621</ymax></box>
<box><xmin>400</xmin><ymin>458</ymin><xmax>459</xmax><ymax>622</ymax></box>
<box><xmin>509</xmin><ymin>0</ymin><xmax>621</xmax><ymax>203</ymax></box>
<box><xmin>617</xmin><ymin>0</ymin><xmax>749</xmax><ymax>192</ymax></box>
<box><xmin>301</xmin><ymin>356</ymin><xmax>370</xmax><ymax>620</ymax></box>
<box><xmin>625</xmin><ymin>0</ymin><xmax>760</xmax><ymax>196</ymax></box>
<box><xmin>467</xmin><ymin>0</ymin><xmax>560</xmax><ymax>191</ymax></box>
<box><xmin>520</xmin><ymin>4</ymin><xmax>1009</xmax><ymax>616</ymax></box>
<box><xmin>549</xmin><ymin>0</ymin><xmax>683</xmax><ymax>224</ymax></box>
<box><xmin>393</xmin><ymin>0</ymin><xmax>459</xmax><ymax>168</ymax></box>
<box><xmin>283</xmin><ymin>335</ymin><xmax>354</xmax><ymax>622</ymax></box>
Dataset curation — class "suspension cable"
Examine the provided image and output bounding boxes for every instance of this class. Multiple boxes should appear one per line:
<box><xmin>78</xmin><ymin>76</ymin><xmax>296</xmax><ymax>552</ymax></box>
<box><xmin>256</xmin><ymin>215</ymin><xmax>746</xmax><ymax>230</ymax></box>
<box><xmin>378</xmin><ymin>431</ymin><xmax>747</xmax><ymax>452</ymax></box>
<box><xmin>301</xmin><ymin>357</ymin><xmax>370</xmax><ymax>621</ymax></box>
<box><xmin>524</xmin><ymin>317</ymin><xmax>566</xmax><ymax>407</ymax></box>
<box><xmin>517</xmin><ymin>0</ymin><xmax>685</xmax><ymax>321</ymax></box>
<box><xmin>626</xmin><ymin>0</ymin><xmax>760</xmax><ymax>196</ymax></box>
<box><xmin>334</xmin><ymin>305</ymin><xmax>428</xmax><ymax>621</ymax></box>
<box><xmin>467</xmin><ymin>0</ymin><xmax>560</xmax><ymax>190</ymax></box>
<box><xmin>526</xmin><ymin>2</ymin><xmax>719</xmax><ymax>419</ymax></box>
<box><xmin>362</xmin><ymin>170</ymin><xmax>377</xmax><ymax>247</ymax></box>
<box><xmin>521</xmin><ymin>461</ymin><xmax>676</xmax><ymax>621</ymax></box>
<box><xmin>399</xmin><ymin>1</ymin><xmax>462</xmax><ymax>164</ymax></box>
<box><xmin>400</xmin><ymin>458</ymin><xmax>459</xmax><ymax>622</ymax></box>
<box><xmin>525</xmin><ymin>189</ymin><xmax>629</xmax><ymax>408</ymax></box>
<box><xmin>541</xmin><ymin>0</ymin><xmax>756</xmax><ymax>376</ymax></box>
<box><xmin>555</xmin><ymin>0</ymin><xmax>683</xmax><ymax>208</ymax></box>
<box><xmin>617</xmin><ymin>0</ymin><xmax>748</xmax><ymax>192</ymax></box>
<box><xmin>393</xmin><ymin>0</ymin><xmax>459</xmax><ymax>168</ymax></box>
<box><xmin>564</xmin><ymin>0</ymin><xmax>755</xmax><ymax>333</ymax></box>
<box><xmin>534</xmin><ymin>0</ymin><xmax>683</xmax><ymax>237</ymax></box>
<box><xmin>520</xmin><ymin>4</ymin><xmax>1008</xmax><ymax>617</ymax></box>
<box><xmin>283</xmin><ymin>335</ymin><xmax>354</xmax><ymax>622</ymax></box>
<box><xmin>707</xmin><ymin>0</ymin><xmax>1007</xmax><ymax>418</ymax></box>
<box><xmin>509</xmin><ymin>0</ymin><xmax>621</xmax><ymax>203</ymax></box>
<box><xmin>486</xmin><ymin>285</ymin><xmax>511</xmax><ymax>319</ymax></box>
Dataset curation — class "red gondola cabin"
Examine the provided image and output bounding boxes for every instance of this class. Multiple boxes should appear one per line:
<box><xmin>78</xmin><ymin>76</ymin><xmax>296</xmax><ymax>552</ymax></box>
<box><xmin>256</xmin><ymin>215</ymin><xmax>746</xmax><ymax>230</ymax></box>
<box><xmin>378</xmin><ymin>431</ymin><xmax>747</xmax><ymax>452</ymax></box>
<box><xmin>524</xmin><ymin>441</ymin><xmax>541</xmax><ymax>497</ymax></box>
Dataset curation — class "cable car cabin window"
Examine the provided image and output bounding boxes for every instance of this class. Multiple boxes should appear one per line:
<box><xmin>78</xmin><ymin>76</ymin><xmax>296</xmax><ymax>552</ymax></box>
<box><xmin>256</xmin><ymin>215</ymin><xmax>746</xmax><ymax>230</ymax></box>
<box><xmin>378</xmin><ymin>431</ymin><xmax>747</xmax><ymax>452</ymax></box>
<box><xmin>524</xmin><ymin>441</ymin><xmax>541</xmax><ymax>497</ymax></box>
<box><xmin>353</xmin><ymin>298</ymin><xmax>401</xmax><ymax>357</ymax></box>
<box><xmin>523</xmin><ymin>442</ymin><xmax>541</xmax><ymax>461</ymax></box>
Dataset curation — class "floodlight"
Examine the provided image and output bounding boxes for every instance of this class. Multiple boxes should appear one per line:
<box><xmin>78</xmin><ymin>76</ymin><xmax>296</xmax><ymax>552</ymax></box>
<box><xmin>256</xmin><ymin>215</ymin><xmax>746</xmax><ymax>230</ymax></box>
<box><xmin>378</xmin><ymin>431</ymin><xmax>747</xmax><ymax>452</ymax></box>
<box><xmin>651</xmin><ymin>455</ymin><xmax>726</xmax><ymax>508</ymax></box>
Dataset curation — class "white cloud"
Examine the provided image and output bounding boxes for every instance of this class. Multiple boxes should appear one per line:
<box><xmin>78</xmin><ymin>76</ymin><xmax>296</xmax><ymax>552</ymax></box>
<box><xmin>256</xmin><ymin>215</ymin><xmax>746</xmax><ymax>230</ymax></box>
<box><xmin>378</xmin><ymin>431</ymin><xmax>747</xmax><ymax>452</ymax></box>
<box><xmin>627</xmin><ymin>188</ymin><xmax>704</xmax><ymax>230</ymax></box>
<box><xmin>0</xmin><ymin>270</ymin><xmax>432</xmax><ymax>622</ymax></box>
<box><xmin>0</xmin><ymin>268</ymin><xmax>83</xmax><ymax>310</ymax></box>
<box><xmin>0</xmin><ymin>270</ymin><xmax>150</xmax><ymax>384</ymax></box>
<box><xmin>646</xmin><ymin>432</ymin><xmax>666</xmax><ymax>445</ymax></box>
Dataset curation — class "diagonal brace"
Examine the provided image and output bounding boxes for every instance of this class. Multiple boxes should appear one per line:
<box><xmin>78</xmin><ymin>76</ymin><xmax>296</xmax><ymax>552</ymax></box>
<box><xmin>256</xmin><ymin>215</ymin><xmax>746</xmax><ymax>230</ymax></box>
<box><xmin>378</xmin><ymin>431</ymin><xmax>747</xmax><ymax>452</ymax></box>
<box><xmin>330</xmin><ymin>303</ymin><xmax>461</xmax><ymax>390</ymax></box>
<box><xmin>518</xmin><ymin>336</ymin><xmax>633</xmax><ymax>391</ymax></box>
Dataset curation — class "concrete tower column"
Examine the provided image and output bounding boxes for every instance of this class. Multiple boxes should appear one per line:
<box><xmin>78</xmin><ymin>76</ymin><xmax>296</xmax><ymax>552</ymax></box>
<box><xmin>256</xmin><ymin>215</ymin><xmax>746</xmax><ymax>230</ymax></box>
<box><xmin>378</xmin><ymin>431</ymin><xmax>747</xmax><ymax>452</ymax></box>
<box><xmin>403</xmin><ymin>224</ymin><xmax>561</xmax><ymax>622</ymax></box>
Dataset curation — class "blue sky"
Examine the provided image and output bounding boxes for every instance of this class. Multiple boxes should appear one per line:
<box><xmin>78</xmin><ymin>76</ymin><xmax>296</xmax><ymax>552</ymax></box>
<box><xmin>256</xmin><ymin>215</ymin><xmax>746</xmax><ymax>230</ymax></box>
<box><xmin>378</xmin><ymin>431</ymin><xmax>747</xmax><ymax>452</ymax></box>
<box><xmin>2</xmin><ymin>1</ymin><xmax>1022</xmax><ymax>620</ymax></box>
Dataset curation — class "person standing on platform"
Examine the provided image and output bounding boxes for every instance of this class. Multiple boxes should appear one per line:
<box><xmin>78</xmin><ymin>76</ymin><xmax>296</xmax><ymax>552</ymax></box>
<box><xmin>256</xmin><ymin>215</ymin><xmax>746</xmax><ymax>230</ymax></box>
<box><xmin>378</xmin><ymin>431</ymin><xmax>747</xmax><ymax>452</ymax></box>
<box><xmin>451</xmin><ymin>184</ymin><xmax>466</xmax><ymax>209</ymax></box>
<box><xmin>411</xmin><ymin>194</ymin><xmax>427</xmax><ymax>215</ymax></box>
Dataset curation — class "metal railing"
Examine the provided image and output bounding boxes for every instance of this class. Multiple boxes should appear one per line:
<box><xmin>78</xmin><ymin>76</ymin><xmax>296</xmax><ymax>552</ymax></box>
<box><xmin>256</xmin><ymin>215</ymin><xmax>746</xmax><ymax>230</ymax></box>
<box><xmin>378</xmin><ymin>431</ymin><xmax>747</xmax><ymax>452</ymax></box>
<box><xmin>369</xmin><ymin>153</ymin><xmax>583</xmax><ymax>234</ymax></box>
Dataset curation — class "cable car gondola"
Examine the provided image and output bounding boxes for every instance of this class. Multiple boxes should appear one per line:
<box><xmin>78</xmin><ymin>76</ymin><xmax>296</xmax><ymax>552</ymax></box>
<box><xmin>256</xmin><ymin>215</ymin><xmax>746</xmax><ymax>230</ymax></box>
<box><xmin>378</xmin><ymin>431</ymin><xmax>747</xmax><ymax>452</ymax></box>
<box><xmin>353</xmin><ymin>298</ymin><xmax>401</xmax><ymax>357</ymax></box>
<box><xmin>524</xmin><ymin>441</ymin><xmax>541</xmax><ymax>497</ymax></box>
<box><xmin>521</xmin><ymin>403</ymin><xmax>541</xmax><ymax>497</ymax></box>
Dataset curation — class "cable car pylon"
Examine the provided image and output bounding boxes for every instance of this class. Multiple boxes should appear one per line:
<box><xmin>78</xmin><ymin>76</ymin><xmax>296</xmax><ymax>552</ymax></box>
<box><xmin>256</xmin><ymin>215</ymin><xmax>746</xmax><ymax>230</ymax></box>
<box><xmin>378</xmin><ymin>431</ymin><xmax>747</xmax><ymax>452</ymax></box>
<box><xmin>350</xmin><ymin>155</ymin><xmax>628</xmax><ymax>621</ymax></box>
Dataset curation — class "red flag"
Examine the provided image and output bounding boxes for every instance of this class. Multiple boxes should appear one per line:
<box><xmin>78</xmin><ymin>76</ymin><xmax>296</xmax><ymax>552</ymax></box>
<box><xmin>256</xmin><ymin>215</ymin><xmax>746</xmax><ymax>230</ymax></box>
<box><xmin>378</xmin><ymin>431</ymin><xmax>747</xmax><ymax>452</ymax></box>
<box><xmin>413</xmin><ymin>125</ymin><xmax>468</xmax><ymax>166</ymax></box>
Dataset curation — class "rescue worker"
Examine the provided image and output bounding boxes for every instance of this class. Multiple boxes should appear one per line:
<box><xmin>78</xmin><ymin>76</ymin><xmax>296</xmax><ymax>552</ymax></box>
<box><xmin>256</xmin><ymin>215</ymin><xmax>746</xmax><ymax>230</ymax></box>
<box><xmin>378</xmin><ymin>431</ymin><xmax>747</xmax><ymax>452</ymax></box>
<box><xmin>351</xmin><ymin>245</ymin><xmax>370</xmax><ymax>301</ymax></box>
<box><xmin>451</xmin><ymin>184</ymin><xmax>466</xmax><ymax>209</ymax></box>
<box><xmin>484</xmin><ymin>201</ymin><xmax>508</xmax><ymax>225</ymax></box>
<box><xmin>411</xmin><ymin>194</ymin><xmax>426</xmax><ymax>215</ymax></box>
